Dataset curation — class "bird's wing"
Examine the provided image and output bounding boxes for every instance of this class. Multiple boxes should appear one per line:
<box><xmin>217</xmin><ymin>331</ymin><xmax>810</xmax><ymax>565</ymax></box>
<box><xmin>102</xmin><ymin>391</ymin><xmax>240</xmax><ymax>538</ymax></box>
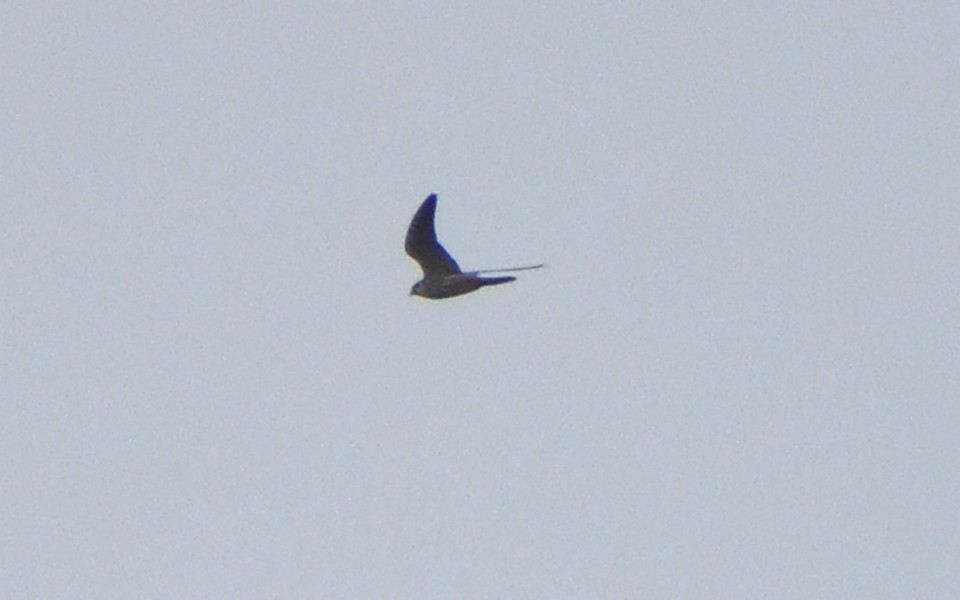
<box><xmin>405</xmin><ymin>194</ymin><xmax>462</xmax><ymax>277</ymax></box>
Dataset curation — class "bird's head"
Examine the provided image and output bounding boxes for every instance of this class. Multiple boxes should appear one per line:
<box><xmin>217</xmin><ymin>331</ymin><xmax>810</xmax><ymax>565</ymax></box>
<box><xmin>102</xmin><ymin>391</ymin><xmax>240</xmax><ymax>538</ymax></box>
<box><xmin>409</xmin><ymin>281</ymin><xmax>424</xmax><ymax>297</ymax></box>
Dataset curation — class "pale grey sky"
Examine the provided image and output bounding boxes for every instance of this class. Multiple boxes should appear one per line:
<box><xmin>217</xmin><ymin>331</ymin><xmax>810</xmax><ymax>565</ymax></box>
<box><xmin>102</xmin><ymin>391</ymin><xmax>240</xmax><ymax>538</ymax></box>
<box><xmin>2</xmin><ymin>3</ymin><xmax>958</xmax><ymax>598</ymax></box>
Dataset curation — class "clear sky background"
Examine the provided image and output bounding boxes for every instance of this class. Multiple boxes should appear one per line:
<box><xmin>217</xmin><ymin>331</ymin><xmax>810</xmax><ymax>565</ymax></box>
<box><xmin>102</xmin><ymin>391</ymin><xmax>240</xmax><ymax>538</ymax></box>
<box><xmin>3</xmin><ymin>3</ymin><xmax>958</xmax><ymax>598</ymax></box>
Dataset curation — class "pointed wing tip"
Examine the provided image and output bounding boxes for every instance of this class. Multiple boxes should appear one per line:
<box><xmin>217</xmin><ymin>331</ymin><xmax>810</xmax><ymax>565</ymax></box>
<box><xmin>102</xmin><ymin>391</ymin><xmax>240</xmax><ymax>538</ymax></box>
<box><xmin>412</xmin><ymin>193</ymin><xmax>438</xmax><ymax>216</ymax></box>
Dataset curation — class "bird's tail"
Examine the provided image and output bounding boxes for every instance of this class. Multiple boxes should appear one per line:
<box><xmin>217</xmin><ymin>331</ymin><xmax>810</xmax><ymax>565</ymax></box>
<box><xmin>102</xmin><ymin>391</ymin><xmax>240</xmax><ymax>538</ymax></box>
<box><xmin>471</xmin><ymin>263</ymin><xmax>545</xmax><ymax>274</ymax></box>
<box><xmin>477</xmin><ymin>276</ymin><xmax>517</xmax><ymax>287</ymax></box>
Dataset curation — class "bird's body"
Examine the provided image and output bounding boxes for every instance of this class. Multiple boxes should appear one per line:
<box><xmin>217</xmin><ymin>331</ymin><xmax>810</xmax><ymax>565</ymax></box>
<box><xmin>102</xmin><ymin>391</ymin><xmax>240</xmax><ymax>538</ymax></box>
<box><xmin>409</xmin><ymin>273</ymin><xmax>516</xmax><ymax>300</ymax></box>
<box><xmin>405</xmin><ymin>194</ymin><xmax>542</xmax><ymax>300</ymax></box>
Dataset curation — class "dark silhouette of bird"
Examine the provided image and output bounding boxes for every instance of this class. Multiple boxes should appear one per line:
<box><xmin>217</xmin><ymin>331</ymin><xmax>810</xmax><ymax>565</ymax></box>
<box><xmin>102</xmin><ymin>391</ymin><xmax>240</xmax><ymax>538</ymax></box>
<box><xmin>405</xmin><ymin>194</ymin><xmax>543</xmax><ymax>299</ymax></box>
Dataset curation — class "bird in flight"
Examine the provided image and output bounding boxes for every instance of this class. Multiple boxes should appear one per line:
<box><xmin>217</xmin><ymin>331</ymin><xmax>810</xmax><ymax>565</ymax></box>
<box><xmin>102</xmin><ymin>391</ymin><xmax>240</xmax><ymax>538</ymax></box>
<box><xmin>405</xmin><ymin>194</ymin><xmax>543</xmax><ymax>299</ymax></box>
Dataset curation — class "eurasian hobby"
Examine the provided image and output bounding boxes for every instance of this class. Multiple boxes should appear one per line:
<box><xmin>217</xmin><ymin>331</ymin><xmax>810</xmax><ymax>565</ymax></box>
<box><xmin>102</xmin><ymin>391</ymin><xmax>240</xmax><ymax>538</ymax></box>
<box><xmin>405</xmin><ymin>194</ymin><xmax>543</xmax><ymax>299</ymax></box>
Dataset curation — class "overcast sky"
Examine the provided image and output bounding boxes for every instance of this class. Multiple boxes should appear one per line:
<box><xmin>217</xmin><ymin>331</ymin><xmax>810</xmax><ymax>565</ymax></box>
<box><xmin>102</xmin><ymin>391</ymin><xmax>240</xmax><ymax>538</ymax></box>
<box><xmin>3</xmin><ymin>3</ymin><xmax>959</xmax><ymax>598</ymax></box>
